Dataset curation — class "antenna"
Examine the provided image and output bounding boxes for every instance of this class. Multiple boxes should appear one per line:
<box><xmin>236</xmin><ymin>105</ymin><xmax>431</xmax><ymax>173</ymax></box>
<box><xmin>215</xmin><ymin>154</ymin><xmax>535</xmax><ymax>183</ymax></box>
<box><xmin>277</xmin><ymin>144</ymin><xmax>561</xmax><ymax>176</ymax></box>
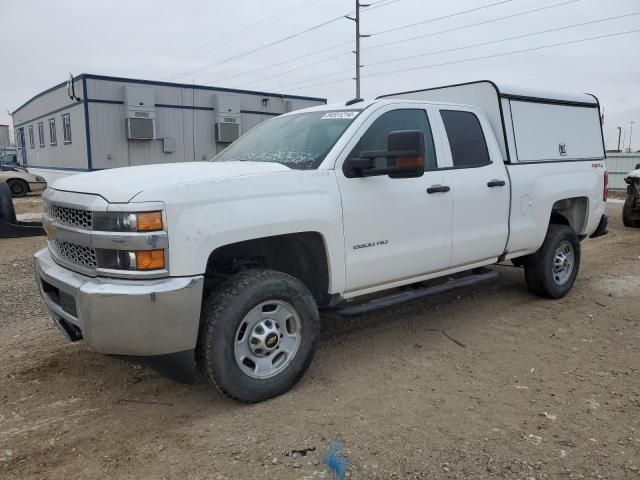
<box><xmin>66</xmin><ymin>72</ymin><xmax>81</xmax><ymax>101</ymax></box>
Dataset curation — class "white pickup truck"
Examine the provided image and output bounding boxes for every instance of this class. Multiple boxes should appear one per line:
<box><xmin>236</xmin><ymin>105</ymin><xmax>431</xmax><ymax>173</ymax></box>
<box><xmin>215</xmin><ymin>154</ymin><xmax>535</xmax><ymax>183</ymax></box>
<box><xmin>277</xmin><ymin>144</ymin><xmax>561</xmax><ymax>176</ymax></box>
<box><xmin>35</xmin><ymin>80</ymin><xmax>609</xmax><ymax>403</ymax></box>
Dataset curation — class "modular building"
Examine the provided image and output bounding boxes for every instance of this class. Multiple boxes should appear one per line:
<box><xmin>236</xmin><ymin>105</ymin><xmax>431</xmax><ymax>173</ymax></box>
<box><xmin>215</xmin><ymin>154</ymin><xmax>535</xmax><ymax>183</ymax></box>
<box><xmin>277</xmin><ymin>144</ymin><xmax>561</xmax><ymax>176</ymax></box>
<box><xmin>12</xmin><ymin>74</ymin><xmax>326</xmax><ymax>183</ymax></box>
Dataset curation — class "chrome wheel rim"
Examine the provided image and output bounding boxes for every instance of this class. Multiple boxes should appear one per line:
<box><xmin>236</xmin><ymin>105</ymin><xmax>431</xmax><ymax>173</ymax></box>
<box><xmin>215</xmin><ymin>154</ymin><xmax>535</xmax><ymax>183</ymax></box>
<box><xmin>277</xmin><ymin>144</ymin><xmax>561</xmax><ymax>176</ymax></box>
<box><xmin>552</xmin><ymin>240</ymin><xmax>574</xmax><ymax>285</ymax></box>
<box><xmin>234</xmin><ymin>300</ymin><xmax>302</xmax><ymax>379</ymax></box>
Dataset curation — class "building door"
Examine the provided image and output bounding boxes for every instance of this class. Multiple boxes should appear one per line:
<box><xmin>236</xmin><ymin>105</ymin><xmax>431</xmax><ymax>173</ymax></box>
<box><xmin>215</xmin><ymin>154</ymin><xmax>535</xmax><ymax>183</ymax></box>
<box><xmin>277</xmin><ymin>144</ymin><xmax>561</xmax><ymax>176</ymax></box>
<box><xmin>16</xmin><ymin>127</ymin><xmax>27</xmax><ymax>165</ymax></box>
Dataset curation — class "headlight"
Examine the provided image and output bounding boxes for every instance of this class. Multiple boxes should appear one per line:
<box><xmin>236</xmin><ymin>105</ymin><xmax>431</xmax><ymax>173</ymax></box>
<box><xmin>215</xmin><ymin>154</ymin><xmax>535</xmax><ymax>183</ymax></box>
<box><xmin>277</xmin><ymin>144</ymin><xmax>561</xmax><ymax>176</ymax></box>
<box><xmin>34</xmin><ymin>176</ymin><xmax>46</xmax><ymax>181</ymax></box>
<box><xmin>97</xmin><ymin>249</ymin><xmax>165</xmax><ymax>271</ymax></box>
<box><xmin>93</xmin><ymin>211</ymin><xmax>163</xmax><ymax>232</ymax></box>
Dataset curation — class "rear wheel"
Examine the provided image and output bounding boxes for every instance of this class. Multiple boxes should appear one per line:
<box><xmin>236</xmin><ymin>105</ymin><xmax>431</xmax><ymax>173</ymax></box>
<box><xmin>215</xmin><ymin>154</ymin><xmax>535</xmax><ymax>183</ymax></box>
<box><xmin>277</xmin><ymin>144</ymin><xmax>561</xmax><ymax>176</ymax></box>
<box><xmin>197</xmin><ymin>269</ymin><xmax>319</xmax><ymax>403</ymax></box>
<box><xmin>623</xmin><ymin>195</ymin><xmax>640</xmax><ymax>228</ymax></box>
<box><xmin>7</xmin><ymin>179</ymin><xmax>28</xmax><ymax>198</ymax></box>
<box><xmin>524</xmin><ymin>224</ymin><xmax>581</xmax><ymax>299</ymax></box>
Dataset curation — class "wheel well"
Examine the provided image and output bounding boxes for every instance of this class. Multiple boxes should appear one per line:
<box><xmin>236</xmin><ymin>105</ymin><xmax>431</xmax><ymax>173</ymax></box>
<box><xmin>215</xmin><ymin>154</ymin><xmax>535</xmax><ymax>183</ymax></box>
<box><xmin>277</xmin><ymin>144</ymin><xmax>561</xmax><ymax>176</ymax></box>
<box><xmin>550</xmin><ymin>197</ymin><xmax>588</xmax><ymax>234</ymax></box>
<box><xmin>205</xmin><ymin>232</ymin><xmax>331</xmax><ymax>307</ymax></box>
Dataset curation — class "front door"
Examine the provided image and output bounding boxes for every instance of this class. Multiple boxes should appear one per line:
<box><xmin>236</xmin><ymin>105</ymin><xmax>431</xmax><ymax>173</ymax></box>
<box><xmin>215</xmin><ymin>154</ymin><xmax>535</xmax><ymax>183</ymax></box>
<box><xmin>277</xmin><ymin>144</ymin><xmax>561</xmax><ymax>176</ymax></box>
<box><xmin>336</xmin><ymin>106</ymin><xmax>453</xmax><ymax>294</ymax></box>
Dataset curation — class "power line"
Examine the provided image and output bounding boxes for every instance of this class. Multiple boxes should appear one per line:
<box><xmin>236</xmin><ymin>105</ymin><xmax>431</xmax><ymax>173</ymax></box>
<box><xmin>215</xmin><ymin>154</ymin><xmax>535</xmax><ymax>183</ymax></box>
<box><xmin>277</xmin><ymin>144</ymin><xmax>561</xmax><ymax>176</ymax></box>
<box><xmin>202</xmin><ymin>0</ymin><xmax>398</xmax><ymax>85</ymax></box>
<box><xmin>280</xmin><ymin>28</ymin><xmax>640</xmax><ymax>92</ymax></box>
<box><xmin>366</xmin><ymin>0</ymin><xmax>581</xmax><ymax>51</ymax></box>
<box><xmin>163</xmin><ymin>0</ymin><xmax>398</xmax><ymax>82</ymax></box>
<box><xmin>270</xmin><ymin>12</ymin><xmax>640</xmax><ymax>91</ymax></box>
<box><xmin>235</xmin><ymin>51</ymin><xmax>353</xmax><ymax>88</ymax></box>
<box><xmin>162</xmin><ymin>14</ymin><xmax>346</xmax><ymax>81</ymax></box>
<box><xmin>147</xmin><ymin>0</ymin><xmax>322</xmax><ymax>76</ymax></box>
<box><xmin>204</xmin><ymin>40</ymin><xmax>354</xmax><ymax>85</ymax></box>
<box><xmin>365</xmin><ymin>11</ymin><xmax>640</xmax><ymax>68</ymax></box>
<box><xmin>374</xmin><ymin>0</ymin><xmax>513</xmax><ymax>36</ymax></box>
<box><xmin>209</xmin><ymin>0</ymin><xmax>515</xmax><ymax>87</ymax></box>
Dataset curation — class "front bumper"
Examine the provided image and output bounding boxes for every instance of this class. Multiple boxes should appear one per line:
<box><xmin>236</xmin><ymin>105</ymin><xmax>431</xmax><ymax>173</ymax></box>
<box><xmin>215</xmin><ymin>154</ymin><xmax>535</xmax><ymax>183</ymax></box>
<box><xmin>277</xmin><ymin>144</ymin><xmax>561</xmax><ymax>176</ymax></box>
<box><xmin>34</xmin><ymin>248</ymin><xmax>204</xmax><ymax>356</ymax></box>
<box><xmin>28</xmin><ymin>181</ymin><xmax>47</xmax><ymax>193</ymax></box>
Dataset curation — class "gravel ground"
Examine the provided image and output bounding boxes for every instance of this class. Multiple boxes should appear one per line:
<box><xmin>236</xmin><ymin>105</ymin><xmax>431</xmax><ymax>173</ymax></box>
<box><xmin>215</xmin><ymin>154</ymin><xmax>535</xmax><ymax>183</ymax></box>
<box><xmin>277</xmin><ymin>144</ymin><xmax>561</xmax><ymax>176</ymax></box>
<box><xmin>0</xmin><ymin>199</ymin><xmax>638</xmax><ymax>480</ymax></box>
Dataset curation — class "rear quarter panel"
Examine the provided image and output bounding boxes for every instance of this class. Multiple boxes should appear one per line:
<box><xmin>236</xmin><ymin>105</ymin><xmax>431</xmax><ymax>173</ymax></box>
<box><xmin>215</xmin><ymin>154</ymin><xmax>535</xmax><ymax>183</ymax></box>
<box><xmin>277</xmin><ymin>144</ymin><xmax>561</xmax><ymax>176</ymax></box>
<box><xmin>506</xmin><ymin>160</ymin><xmax>606</xmax><ymax>256</ymax></box>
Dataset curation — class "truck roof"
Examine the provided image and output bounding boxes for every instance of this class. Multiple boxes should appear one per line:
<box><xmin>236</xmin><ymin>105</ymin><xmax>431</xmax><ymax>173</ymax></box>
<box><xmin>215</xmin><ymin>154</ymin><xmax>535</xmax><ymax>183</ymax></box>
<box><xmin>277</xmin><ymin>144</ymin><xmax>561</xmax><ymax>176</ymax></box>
<box><xmin>289</xmin><ymin>80</ymin><xmax>599</xmax><ymax>117</ymax></box>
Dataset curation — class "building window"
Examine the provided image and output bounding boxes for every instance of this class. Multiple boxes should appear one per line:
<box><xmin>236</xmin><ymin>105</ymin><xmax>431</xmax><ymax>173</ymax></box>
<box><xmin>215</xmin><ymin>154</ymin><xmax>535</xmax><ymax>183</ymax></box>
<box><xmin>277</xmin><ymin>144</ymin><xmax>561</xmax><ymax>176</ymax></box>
<box><xmin>28</xmin><ymin>125</ymin><xmax>35</xmax><ymax>148</ymax></box>
<box><xmin>48</xmin><ymin>118</ymin><xmax>57</xmax><ymax>146</ymax></box>
<box><xmin>62</xmin><ymin>113</ymin><xmax>72</xmax><ymax>144</ymax></box>
<box><xmin>440</xmin><ymin>110</ymin><xmax>491</xmax><ymax>168</ymax></box>
<box><xmin>38</xmin><ymin>122</ymin><xmax>45</xmax><ymax>147</ymax></box>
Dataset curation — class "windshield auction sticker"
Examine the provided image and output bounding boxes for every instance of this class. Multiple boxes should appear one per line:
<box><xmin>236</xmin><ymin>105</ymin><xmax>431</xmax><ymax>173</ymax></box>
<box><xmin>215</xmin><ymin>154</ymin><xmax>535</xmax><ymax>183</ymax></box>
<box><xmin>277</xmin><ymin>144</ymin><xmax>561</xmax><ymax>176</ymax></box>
<box><xmin>321</xmin><ymin>111</ymin><xmax>359</xmax><ymax>120</ymax></box>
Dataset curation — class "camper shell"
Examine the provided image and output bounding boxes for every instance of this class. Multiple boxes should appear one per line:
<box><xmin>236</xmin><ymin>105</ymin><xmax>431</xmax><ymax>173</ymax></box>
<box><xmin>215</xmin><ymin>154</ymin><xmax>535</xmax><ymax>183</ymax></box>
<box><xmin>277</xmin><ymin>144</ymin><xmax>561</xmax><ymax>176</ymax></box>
<box><xmin>378</xmin><ymin>80</ymin><xmax>605</xmax><ymax>164</ymax></box>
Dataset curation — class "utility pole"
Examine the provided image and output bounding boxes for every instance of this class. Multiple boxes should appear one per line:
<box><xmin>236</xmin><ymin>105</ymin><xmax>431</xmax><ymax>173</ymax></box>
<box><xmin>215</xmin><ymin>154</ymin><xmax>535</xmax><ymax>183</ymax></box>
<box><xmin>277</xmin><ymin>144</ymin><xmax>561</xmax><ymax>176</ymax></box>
<box><xmin>345</xmin><ymin>1</ymin><xmax>370</xmax><ymax>99</ymax></box>
<box><xmin>617</xmin><ymin>126</ymin><xmax>622</xmax><ymax>152</ymax></box>
<box><xmin>629</xmin><ymin>121</ymin><xmax>635</xmax><ymax>153</ymax></box>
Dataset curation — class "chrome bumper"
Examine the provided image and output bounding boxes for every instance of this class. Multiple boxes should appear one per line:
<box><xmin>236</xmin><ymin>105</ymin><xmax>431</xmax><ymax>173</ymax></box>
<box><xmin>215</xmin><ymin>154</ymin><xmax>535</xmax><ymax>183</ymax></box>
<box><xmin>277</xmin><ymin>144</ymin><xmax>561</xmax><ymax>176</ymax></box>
<box><xmin>34</xmin><ymin>248</ymin><xmax>204</xmax><ymax>356</ymax></box>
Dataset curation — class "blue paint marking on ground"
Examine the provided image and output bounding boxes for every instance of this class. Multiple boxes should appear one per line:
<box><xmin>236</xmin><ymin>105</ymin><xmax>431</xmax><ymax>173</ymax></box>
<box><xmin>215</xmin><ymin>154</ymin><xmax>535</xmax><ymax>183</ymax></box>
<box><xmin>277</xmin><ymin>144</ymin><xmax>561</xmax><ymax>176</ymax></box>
<box><xmin>325</xmin><ymin>441</ymin><xmax>348</xmax><ymax>480</ymax></box>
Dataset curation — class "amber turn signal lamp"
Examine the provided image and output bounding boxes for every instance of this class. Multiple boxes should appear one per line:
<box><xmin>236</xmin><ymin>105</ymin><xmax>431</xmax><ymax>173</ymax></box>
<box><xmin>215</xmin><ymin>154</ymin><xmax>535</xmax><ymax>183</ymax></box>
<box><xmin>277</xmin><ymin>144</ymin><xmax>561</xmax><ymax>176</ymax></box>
<box><xmin>135</xmin><ymin>249</ymin><xmax>165</xmax><ymax>270</ymax></box>
<box><xmin>136</xmin><ymin>211</ymin><xmax>163</xmax><ymax>232</ymax></box>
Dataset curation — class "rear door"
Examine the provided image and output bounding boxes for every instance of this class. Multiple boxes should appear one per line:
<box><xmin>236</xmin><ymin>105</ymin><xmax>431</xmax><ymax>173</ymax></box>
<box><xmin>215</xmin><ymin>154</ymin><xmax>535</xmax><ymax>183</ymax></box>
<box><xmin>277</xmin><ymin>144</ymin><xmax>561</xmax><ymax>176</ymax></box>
<box><xmin>436</xmin><ymin>108</ymin><xmax>509</xmax><ymax>267</ymax></box>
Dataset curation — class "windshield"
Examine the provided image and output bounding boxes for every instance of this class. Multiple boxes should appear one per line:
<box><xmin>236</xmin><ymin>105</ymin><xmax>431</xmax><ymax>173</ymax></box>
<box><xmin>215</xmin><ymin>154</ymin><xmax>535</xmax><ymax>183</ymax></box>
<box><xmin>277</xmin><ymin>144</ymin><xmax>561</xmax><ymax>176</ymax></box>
<box><xmin>212</xmin><ymin>110</ymin><xmax>361</xmax><ymax>170</ymax></box>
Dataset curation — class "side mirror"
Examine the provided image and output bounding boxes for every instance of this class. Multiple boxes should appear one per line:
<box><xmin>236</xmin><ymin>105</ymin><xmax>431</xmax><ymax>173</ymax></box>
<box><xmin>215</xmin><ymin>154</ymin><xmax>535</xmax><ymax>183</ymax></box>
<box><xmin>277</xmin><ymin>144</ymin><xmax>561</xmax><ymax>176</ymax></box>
<box><xmin>635</xmin><ymin>163</ymin><xmax>640</xmax><ymax>170</ymax></box>
<box><xmin>344</xmin><ymin>130</ymin><xmax>425</xmax><ymax>178</ymax></box>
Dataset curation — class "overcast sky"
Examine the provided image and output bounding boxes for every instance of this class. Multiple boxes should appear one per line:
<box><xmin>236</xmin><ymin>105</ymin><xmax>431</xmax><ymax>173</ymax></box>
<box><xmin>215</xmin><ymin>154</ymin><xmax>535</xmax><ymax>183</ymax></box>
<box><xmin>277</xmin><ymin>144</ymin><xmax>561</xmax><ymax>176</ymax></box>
<box><xmin>2</xmin><ymin>0</ymin><xmax>639</xmax><ymax>150</ymax></box>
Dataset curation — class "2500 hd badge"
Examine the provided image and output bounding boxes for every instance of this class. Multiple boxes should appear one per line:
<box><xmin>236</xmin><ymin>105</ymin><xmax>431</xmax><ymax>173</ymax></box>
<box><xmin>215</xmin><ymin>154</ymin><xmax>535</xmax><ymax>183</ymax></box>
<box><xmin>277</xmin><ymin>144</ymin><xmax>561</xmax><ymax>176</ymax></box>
<box><xmin>353</xmin><ymin>240</ymin><xmax>389</xmax><ymax>250</ymax></box>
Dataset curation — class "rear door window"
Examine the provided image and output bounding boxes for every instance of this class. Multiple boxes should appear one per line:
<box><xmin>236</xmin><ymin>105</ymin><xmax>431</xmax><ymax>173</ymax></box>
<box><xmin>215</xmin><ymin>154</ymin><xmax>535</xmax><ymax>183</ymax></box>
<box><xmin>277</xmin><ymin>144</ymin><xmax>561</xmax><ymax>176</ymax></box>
<box><xmin>440</xmin><ymin>110</ymin><xmax>490</xmax><ymax>168</ymax></box>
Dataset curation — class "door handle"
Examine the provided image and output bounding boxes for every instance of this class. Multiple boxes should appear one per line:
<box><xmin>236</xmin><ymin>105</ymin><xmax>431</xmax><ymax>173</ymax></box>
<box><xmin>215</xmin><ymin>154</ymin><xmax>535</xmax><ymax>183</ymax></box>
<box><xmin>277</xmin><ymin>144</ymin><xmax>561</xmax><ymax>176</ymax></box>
<box><xmin>487</xmin><ymin>179</ymin><xmax>506</xmax><ymax>187</ymax></box>
<box><xmin>426</xmin><ymin>185</ymin><xmax>451</xmax><ymax>194</ymax></box>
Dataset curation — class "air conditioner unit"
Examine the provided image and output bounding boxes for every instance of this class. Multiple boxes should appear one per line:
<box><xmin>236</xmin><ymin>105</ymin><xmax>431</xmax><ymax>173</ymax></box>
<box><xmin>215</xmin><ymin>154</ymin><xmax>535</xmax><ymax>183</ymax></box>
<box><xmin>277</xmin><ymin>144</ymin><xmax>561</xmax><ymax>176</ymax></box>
<box><xmin>213</xmin><ymin>94</ymin><xmax>241</xmax><ymax>143</ymax></box>
<box><xmin>215</xmin><ymin>122</ymin><xmax>240</xmax><ymax>143</ymax></box>
<box><xmin>126</xmin><ymin>117</ymin><xmax>155</xmax><ymax>140</ymax></box>
<box><xmin>124</xmin><ymin>86</ymin><xmax>155</xmax><ymax>140</ymax></box>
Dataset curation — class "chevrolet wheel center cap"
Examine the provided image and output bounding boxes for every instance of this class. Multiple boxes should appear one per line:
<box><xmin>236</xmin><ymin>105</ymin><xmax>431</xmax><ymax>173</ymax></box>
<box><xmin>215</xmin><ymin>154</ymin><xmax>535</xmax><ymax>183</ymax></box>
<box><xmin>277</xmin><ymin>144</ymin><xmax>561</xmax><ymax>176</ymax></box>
<box><xmin>265</xmin><ymin>333</ymin><xmax>278</xmax><ymax>348</ymax></box>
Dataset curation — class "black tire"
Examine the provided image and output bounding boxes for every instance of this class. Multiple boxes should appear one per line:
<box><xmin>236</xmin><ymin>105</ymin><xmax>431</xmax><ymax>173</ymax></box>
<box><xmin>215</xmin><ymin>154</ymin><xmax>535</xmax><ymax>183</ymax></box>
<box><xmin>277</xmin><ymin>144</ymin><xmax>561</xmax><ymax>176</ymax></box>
<box><xmin>524</xmin><ymin>224</ymin><xmax>581</xmax><ymax>299</ymax></box>
<box><xmin>622</xmin><ymin>195</ymin><xmax>640</xmax><ymax>228</ymax></box>
<box><xmin>7</xmin><ymin>179</ymin><xmax>28</xmax><ymax>198</ymax></box>
<box><xmin>511</xmin><ymin>257</ymin><xmax>525</xmax><ymax>268</ymax></box>
<box><xmin>0</xmin><ymin>183</ymin><xmax>17</xmax><ymax>224</ymax></box>
<box><xmin>197</xmin><ymin>269</ymin><xmax>319</xmax><ymax>403</ymax></box>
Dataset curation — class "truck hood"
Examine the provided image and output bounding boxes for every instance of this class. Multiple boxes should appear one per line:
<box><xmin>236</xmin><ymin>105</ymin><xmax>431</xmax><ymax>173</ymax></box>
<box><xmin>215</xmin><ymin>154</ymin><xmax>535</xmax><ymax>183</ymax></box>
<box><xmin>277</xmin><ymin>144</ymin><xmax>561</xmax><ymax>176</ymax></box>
<box><xmin>51</xmin><ymin>161</ymin><xmax>291</xmax><ymax>203</ymax></box>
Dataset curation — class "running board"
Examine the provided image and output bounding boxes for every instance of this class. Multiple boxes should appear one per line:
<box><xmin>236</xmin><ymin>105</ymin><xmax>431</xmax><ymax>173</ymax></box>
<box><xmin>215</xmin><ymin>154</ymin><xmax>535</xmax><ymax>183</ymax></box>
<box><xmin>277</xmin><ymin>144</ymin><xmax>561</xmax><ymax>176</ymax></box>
<box><xmin>333</xmin><ymin>269</ymin><xmax>498</xmax><ymax>317</ymax></box>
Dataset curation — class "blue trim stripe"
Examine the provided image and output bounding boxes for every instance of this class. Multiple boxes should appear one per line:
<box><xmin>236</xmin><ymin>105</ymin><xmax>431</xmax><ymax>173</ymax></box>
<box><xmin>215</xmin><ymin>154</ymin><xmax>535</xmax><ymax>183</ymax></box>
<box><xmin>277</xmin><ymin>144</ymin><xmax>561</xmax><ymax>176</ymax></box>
<box><xmin>82</xmin><ymin>73</ymin><xmax>326</xmax><ymax>103</ymax></box>
<box><xmin>156</xmin><ymin>103</ymin><xmax>215</xmax><ymax>111</ymax></box>
<box><xmin>87</xmin><ymin>98</ymin><xmax>123</xmax><ymax>105</ymax></box>
<box><xmin>13</xmin><ymin>102</ymin><xmax>82</xmax><ymax>128</ymax></box>
<box><xmin>82</xmin><ymin>77</ymin><xmax>93</xmax><ymax>170</ymax></box>
<box><xmin>26</xmin><ymin>165</ymin><xmax>90</xmax><ymax>172</ymax></box>
<box><xmin>86</xmin><ymin>99</ymin><xmax>283</xmax><ymax>115</ymax></box>
<box><xmin>13</xmin><ymin>73</ymin><xmax>326</xmax><ymax>115</ymax></box>
<box><xmin>240</xmin><ymin>110</ymin><xmax>281</xmax><ymax>116</ymax></box>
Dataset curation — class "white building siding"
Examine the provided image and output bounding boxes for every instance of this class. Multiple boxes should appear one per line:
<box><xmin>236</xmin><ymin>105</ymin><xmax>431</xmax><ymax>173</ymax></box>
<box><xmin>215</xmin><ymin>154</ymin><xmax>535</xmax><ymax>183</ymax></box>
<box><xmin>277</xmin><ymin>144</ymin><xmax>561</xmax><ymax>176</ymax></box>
<box><xmin>12</xmin><ymin>74</ymin><xmax>325</xmax><ymax>182</ymax></box>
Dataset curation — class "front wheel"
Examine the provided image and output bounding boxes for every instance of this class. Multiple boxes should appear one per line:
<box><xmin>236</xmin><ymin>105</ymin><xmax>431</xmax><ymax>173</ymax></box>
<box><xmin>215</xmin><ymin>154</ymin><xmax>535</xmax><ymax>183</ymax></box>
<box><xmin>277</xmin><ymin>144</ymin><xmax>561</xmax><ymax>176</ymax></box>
<box><xmin>197</xmin><ymin>269</ymin><xmax>319</xmax><ymax>403</ymax></box>
<box><xmin>524</xmin><ymin>224</ymin><xmax>581</xmax><ymax>299</ymax></box>
<box><xmin>7</xmin><ymin>179</ymin><xmax>28</xmax><ymax>198</ymax></box>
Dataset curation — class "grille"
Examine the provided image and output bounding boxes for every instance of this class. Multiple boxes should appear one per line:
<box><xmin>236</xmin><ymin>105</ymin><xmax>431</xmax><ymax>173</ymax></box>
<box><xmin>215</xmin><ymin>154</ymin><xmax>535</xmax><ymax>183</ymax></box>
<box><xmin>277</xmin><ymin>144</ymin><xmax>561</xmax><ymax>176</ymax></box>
<box><xmin>45</xmin><ymin>203</ymin><xmax>93</xmax><ymax>229</ymax></box>
<box><xmin>49</xmin><ymin>240</ymin><xmax>97</xmax><ymax>269</ymax></box>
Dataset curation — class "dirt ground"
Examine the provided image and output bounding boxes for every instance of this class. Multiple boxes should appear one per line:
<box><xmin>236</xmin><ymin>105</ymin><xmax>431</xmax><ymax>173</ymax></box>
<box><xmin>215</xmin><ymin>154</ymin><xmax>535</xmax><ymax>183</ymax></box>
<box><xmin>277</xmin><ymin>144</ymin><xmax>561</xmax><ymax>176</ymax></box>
<box><xmin>1</xmin><ymin>199</ymin><xmax>638</xmax><ymax>480</ymax></box>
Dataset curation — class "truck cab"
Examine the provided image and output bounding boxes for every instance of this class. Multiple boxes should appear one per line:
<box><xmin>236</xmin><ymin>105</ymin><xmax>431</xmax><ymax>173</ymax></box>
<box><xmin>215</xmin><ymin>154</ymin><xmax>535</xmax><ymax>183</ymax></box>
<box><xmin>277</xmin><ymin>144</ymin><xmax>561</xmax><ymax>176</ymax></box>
<box><xmin>34</xmin><ymin>81</ymin><xmax>608</xmax><ymax>403</ymax></box>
